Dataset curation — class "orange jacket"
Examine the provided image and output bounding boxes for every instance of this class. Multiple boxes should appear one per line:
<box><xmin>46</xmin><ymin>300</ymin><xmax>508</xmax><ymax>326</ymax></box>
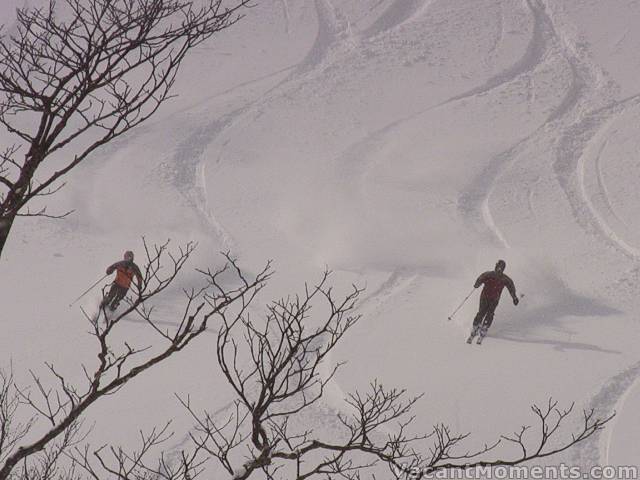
<box><xmin>106</xmin><ymin>260</ymin><xmax>143</xmax><ymax>289</ymax></box>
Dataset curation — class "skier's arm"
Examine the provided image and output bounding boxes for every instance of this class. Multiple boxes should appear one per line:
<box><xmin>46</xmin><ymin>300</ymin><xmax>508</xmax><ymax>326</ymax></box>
<box><xmin>474</xmin><ymin>272</ymin><xmax>488</xmax><ymax>288</ymax></box>
<box><xmin>106</xmin><ymin>261</ymin><xmax>122</xmax><ymax>275</ymax></box>
<box><xmin>132</xmin><ymin>263</ymin><xmax>143</xmax><ymax>292</ymax></box>
<box><xmin>506</xmin><ymin>276</ymin><xmax>518</xmax><ymax>304</ymax></box>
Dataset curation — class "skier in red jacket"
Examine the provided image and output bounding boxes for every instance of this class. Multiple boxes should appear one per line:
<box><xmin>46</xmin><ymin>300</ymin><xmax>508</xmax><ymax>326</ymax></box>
<box><xmin>468</xmin><ymin>259</ymin><xmax>518</xmax><ymax>342</ymax></box>
<box><xmin>101</xmin><ymin>250</ymin><xmax>143</xmax><ymax>312</ymax></box>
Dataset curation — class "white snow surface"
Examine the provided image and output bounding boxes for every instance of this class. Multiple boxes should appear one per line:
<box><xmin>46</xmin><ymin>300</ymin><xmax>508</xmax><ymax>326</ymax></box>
<box><xmin>2</xmin><ymin>0</ymin><xmax>640</xmax><ymax>474</ymax></box>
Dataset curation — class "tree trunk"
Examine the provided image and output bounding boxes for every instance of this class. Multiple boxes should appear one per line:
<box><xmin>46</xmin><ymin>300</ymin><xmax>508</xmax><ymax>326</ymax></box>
<box><xmin>0</xmin><ymin>213</ymin><xmax>16</xmax><ymax>260</ymax></box>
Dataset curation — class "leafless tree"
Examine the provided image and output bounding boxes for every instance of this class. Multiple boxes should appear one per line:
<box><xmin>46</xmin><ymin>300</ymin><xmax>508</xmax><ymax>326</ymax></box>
<box><xmin>388</xmin><ymin>399</ymin><xmax>613</xmax><ymax>479</ymax></box>
<box><xmin>0</xmin><ymin>244</ymin><xmax>272</xmax><ymax>480</ymax></box>
<box><xmin>1</xmin><ymin>266</ymin><xmax>613</xmax><ymax>480</ymax></box>
<box><xmin>75</xmin><ymin>270</ymin><xmax>608</xmax><ymax>480</ymax></box>
<box><xmin>0</xmin><ymin>0</ymin><xmax>250</xmax><ymax>257</ymax></box>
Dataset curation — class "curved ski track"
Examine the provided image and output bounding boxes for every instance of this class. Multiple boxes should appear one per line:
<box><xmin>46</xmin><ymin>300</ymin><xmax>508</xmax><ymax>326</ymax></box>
<box><xmin>120</xmin><ymin>0</ymin><xmax>640</xmax><ymax>467</ymax></box>
<box><xmin>568</xmin><ymin>361</ymin><xmax>640</xmax><ymax>468</ymax></box>
<box><xmin>464</xmin><ymin>0</ymin><xmax>640</xmax><ymax>464</ymax></box>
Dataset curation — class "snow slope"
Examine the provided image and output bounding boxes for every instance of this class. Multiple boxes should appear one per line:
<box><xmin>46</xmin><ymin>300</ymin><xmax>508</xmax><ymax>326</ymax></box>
<box><xmin>2</xmin><ymin>0</ymin><xmax>640</xmax><ymax>474</ymax></box>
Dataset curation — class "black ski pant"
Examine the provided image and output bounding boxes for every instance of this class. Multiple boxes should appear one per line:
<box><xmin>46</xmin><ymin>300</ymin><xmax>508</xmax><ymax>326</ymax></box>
<box><xmin>101</xmin><ymin>284</ymin><xmax>128</xmax><ymax>310</ymax></box>
<box><xmin>473</xmin><ymin>296</ymin><xmax>499</xmax><ymax>329</ymax></box>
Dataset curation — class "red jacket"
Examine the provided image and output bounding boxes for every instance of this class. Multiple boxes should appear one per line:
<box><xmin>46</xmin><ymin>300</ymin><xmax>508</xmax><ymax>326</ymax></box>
<box><xmin>107</xmin><ymin>260</ymin><xmax>143</xmax><ymax>289</ymax></box>
<box><xmin>474</xmin><ymin>271</ymin><xmax>516</xmax><ymax>301</ymax></box>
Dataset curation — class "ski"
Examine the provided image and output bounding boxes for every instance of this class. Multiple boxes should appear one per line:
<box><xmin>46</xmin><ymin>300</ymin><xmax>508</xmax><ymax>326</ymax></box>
<box><xmin>476</xmin><ymin>327</ymin><xmax>488</xmax><ymax>345</ymax></box>
<box><xmin>466</xmin><ymin>326</ymin><xmax>478</xmax><ymax>344</ymax></box>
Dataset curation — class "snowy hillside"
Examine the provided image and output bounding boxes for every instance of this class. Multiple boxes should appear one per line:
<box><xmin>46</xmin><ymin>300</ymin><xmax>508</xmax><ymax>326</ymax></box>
<box><xmin>2</xmin><ymin>0</ymin><xmax>640</xmax><ymax>475</ymax></box>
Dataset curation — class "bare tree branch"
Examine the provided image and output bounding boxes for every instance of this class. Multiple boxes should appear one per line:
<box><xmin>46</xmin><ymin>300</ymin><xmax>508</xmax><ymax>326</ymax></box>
<box><xmin>175</xmin><ymin>271</ymin><xmax>615</xmax><ymax>480</ymax></box>
<box><xmin>0</xmin><ymin>246</ymin><xmax>271</xmax><ymax>480</ymax></box>
<box><xmin>0</xmin><ymin>0</ymin><xmax>251</xmax><ymax>257</ymax></box>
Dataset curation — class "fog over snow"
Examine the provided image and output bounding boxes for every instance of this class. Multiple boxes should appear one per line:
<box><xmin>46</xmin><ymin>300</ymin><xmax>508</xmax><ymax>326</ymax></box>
<box><xmin>2</xmin><ymin>0</ymin><xmax>640</xmax><ymax>474</ymax></box>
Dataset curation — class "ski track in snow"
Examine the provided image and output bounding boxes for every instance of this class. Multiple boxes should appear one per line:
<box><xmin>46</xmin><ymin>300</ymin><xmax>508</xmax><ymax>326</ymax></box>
<box><xmin>357</xmin><ymin>269</ymin><xmax>419</xmax><ymax>319</ymax></box>
<box><xmin>169</xmin><ymin>117</ymin><xmax>236</xmax><ymax>248</ymax></box>
<box><xmin>167</xmin><ymin>0</ymin><xmax>504</xmax><ymax>449</ymax></box>
<box><xmin>458</xmin><ymin>141</ymin><xmax>524</xmax><ymax>247</ymax></box>
<box><xmin>435</xmin><ymin>0</ymin><xmax>550</xmax><ymax>110</ymax></box>
<box><xmin>281</xmin><ymin>0</ymin><xmax>435</xmax><ymax>130</ymax></box>
<box><xmin>172</xmin><ymin>64</ymin><xmax>297</xmax><ymax>119</ymax></box>
<box><xmin>319</xmin><ymin>270</ymin><xmax>422</xmax><ymax>442</ymax></box>
<box><xmin>572</xmin><ymin>102</ymin><xmax>640</xmax><ymax>260</ymax></box>
<box><xmin>74</xmin><ymin>1</ymin><xmax>357</xmax><ymax>453</ymax></box>
<box><xmin>569</xmin><ymin>361</ymin><xmax>640</xmax><ymax>467</ymax></box>
<box><xmin>135</xmin><ymin>0</ymin><xmax>640</xmax><ymax>470</ymax></box>
<box><xmin>603</xmin><ymin>371</ymin><xmax>640</xmax><ymax>465</ymax></box>
<box><xmin>296</xmin><ymin>0</ymin><xmax>351</xmax><ymax>74</ymax></box>
<box><xmin>85</xmin><ymin>0</ymin><xmax>352</xmax><ymax>257</ymax></box>
<box><xmin>593</xmin><ymin>139</ymin><xmax>627</xmax><ymax>230</ymax></box>
<box><xmin>557</xmin><ymin>97</ymin><xmax>640</xmax><ymax>257</ymax></box>
<box><xmin>52</xmin><ymin>0</ymin><xmax>640</xmax><ymax>466</ymax></box>
<box><xmin>460</xmin><ymin>0</ymin><xmax>616</xmax><ymax>247</ymax></box>
<box><xmin>347</xmin><ymin>0</ymin><xmax>584</xmax><ymax>248</ymax></box>
<box><xmin>541</xmin><ymin>0</ymin><xmax>640</xmax><ymax>262</ymax></box>
<box><xmin>486</xmin><ymin>1</ymin><xmax>505</xmax><ymax>60</ymax></box>
<box><xmin>458</xmin><ymin>0</ymin><xmax>609</xmax><ymax>250</ymax></box>
<box><xmin>279</xmin><ymin>0</ymin><xmax>290</xmax><ymax>35</ymax></box>
<box><xmin>458</xmin><ymin>0</ymin><xmax>640</xmax><ymax>262</ymax></box>
<box><xmin>456</xmin><ymin>0</ymin><xmax>554</xmax><ymax>245</ymax></box>
<box><xmin>335</xmin><ymin>0</ymin><xmax>547</xmax><ymax>247</ymax></box>
<box><xmin>437</xmin><ymin>0</ymin><xmax>640</xmax><ymax>462</ymax></box>
<box><xmin>542</xmin><ymin>3</ymin><xmax>618</xmax><ymax>246</ymax></box>
<box><xmin>160</xmin><ymin>0</ymin><xmax>373</xmax><ymax>453</ymax></box>
<box><xmin>472</xmin><ymin>1</ymin><xmax>640</xmax><ymax>463</ymax></box>
<box><xmin>362</xmin><ymin>0</ymin><xmax>434</xmax><ymax>38</ymax></box>
<box><xmin>156</xmin><ymin>0</ymin><xmax>352</xmax><ymax>255</ymax></box>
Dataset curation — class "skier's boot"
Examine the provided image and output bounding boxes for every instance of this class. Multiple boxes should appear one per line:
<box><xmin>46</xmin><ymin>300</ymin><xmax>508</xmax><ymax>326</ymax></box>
<box><xmin>466</xmin><ymin>325</ymin><xmax>479</xmax><ymax>344</ymax></box>
<box><xmin>476</xmin><ymin>326</ymin><xmax>488</xmax><ymax>344</ymax></box>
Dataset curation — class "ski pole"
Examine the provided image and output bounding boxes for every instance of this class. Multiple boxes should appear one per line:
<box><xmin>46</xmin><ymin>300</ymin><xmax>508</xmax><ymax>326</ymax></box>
<box><xmin>69</xmin><ymin>274</ymin><xmax>108</xmax><ymax>307</ymax></box>
<box><xmin>447</xmin><ymin>287</ymin><xmax>476</xmax><ymax>321</ymax></box>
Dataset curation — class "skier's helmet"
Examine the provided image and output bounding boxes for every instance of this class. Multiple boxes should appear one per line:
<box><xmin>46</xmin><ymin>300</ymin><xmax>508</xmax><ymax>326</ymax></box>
<box><xmin>124</xmin><ymin>250</ymin><xmax>134</xmax><ymax>261</ymax></box>
<box><xmin>495</xmin><ymin>259</ymin><xmax>506</xmax><ymax>273</ymax></box>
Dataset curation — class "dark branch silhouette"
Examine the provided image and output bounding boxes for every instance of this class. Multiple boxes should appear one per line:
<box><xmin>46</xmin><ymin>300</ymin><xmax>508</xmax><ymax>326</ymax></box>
<box><xmin>158</xmin><ymin>272</ymin><xmax>615</xmax><ymax>479</ymax></box>
<box><xmin>0</xmin><ymin>267</ymin><xmax>613</xmax><ymax>479</ymax></box>
<box><xmin>0</xmin><ymin>245</ymin><xmax>271</xmax><ymax>480</ymax></box>
<box><xmin>0</xmin><ymin>0</ymin><xmax>250</xmax><ymax>257</ymax></box>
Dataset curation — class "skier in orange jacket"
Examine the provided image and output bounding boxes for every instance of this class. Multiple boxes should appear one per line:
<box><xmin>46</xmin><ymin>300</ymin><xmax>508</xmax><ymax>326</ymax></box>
<box><xmin>101</xmin><ymin>250</ymin><xmax>143</xmax><ymax>312</ymax></box>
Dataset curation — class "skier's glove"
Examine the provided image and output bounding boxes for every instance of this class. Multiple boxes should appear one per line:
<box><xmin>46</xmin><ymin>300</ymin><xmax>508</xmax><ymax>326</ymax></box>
<box><xmin>513</xmin><ymin>297</ymin><xmax>519</xmax><ymax>306</ymax></box>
